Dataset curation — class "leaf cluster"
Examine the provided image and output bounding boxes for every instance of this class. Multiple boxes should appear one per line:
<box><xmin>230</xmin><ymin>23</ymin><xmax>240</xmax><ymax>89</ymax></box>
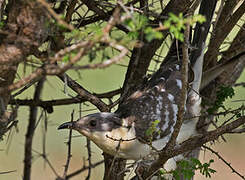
<box><xmin>207</xmin><ymin>86</ymin><xmax>235</xmax><ymax>113</ymax></box>
<box><xmin>145</xmin><ymin>119</ymin><xmax>161</xmax><ymax>142</ymax></box>
<box><xmin>164</xmin><ymin>13</ymin><xmax>206</xmax><ymax>41</ymax></box>
<box><xmin>171</xmin><ymin>158</ymin><xmax>216</xmax><ymax>180</ymax></box>
<box><xmin>123</xmin><ymin>12</ymin><xmax>205</xmax><ymax>42</ymax></box>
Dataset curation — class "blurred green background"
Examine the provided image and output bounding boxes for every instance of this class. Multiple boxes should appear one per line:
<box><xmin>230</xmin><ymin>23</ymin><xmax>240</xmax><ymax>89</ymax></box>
<box><xmin>0</xmin><ymin>57</ymin><xmax>244</xmax><ymax>180</ymax></box>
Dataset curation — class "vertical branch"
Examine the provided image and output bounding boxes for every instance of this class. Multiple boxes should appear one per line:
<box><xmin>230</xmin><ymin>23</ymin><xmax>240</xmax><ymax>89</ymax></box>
<box><xmin>175</xmin><ymin>25</ymin><xmax>190</xmax><ymax>142</ymax></box>
<box><xmin>80</xmin><ymin>101</ymin><xmax>92</xmax><ymax>180</ymax></box>
<box><xmin>121</xmin><ymin>0</ymin><xmax>196</xmax><ymax>101</ymax></box>
<box><xmin>103</xmin><ymin>153</ymin><xmax>125</xmax><ymax>180</ymax></box>
<box><xmin>63</xmin><ymin>110</ymin><xmax>74</xmax><ymax>179</ymax></box>
<box><xmin>85</xmin><ymin>138</ymin><xmax>92</xmax><ymax>180</ymax></box>
<box><xmin>190</xmin><ymin>0</ymin><xmax>217</xmax><ymax>65</ymax></box>
<box><xmin>204</xmin><ymin>1</ymin><xmax>245</xmax><ymax>68</ymax></box>
<box><xmin>65</xmin><ymin>0</ymin><xmax>78</xmax><ymax>23</ymax></box>
<box><xmin>144</xmin><ymin>25</ymin><xmax>190</xmax><ymax>179</ymax></box>
<box><xmin>167</xmin><ymin>26</ymin><xmax>190</xmax><ymax>150</ymax></box>
<box><xmin>23</xmin><ymin>78</ymin><xmax>45</xmax><ymax>180</ymax></box>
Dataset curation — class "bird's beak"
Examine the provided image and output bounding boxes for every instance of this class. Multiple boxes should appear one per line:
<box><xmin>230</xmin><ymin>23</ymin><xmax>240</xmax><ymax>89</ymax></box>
<box><xmin>58</xmin><ymin>121</ymin><xmax>76</xmax><ymax>130</ymax></box>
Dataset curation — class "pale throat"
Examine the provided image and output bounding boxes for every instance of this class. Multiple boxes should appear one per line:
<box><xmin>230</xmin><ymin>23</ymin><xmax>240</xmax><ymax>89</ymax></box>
<box><xmin>83</xmin><ymin>121</ymin><xmax>173</xmax><ymax>160</ymax></box>
<box><xmin>82</xmin><ymin>124</ymin><xmax>150</xmax><ymax>160</ymax></box>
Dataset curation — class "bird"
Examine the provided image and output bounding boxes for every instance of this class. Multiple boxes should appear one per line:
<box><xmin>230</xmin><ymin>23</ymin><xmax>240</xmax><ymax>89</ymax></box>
<box><xmin>58</xmin><ymin>45</ymin><xmax>243</xmax><ymax>171</ymax></box>
<box><xmin>58</xmin><ymin>57</ymin><xmax>199</xmax><ymax>171</ymax></box>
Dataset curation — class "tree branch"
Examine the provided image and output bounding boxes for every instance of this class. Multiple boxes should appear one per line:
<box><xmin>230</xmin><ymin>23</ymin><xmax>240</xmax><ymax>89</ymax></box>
<box><xmin>167</xmin><ymin>26</ymin><xmax>190</xmax><ymax>149</ymax></box>
<box><xmin>204</xmin><ymin>1</ymin><xmax>245</xmax><ymax>68</ymax></box>
<box><xmin>58</xmin><ymin>74</ymin><xmax>109</xmax><ymax>112</ymax></box>
<box><xmin>66</xmin><ymin>160</ymin><xmax>104</xmax><ymax>179</ymax></box>
<box><xmin>144</xmin><ymin>116</ymin><xmax>245</xmax><ymax>178</ymax></box>
<box><xmin>62</xmin><ymin>111</ymin><xmax>74</xmax><ymax>179</ymax></box>
<box><xmin>81</xmin><ymin>0</ymin><xmax>108</xmax><ymax>17</ymax></box>
<box><xmin>75</xmin><ymin>0</ymin><xmax>139</xmax><ymax>28</ymax></box>
<box><xmin>23</xmin><ymin>78</ymin><xmax>45</xmax><ymax>180</ymax></box>
<box><xmin>9</xmin><ymin>89</ymin><xmax>121</xmax><ymax>108</ymax></box>
<box><xmin>190</xmin><ymin>0</ymin><xmax>217</xmax><ymax>65</ymax></box>
<box><xmin>121</xmin><ymin>0</ymin><xmax>197</xmax><ymax>100</ymax></box>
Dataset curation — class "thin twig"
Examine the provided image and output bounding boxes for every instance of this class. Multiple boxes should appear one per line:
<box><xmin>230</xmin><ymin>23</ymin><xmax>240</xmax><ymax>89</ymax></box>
<box><xmin>37</xmin><ymin>0</ymin><xmax>74</xmax><ymax>31</ymax></box>
<box><xmin>12</xmin><ymin>82</ymin><xmax>35</xmax><ymax>97</ymax></box>
<box><xmin>203</xmin><ymin>145</ymin><xmax>245</xmax><ymax>179</ymax></box>
<box><xmin>41</xmin><ymin>109</ymin><xmax>48</xmax><ymax>169</ymax></box>
<box><xmin>72</xmin><ymin>43</ymin><xmax>128</xmax><ymax>70</ymax></box>
<box><xmin>85</xmin><ymin>138</ymin><xmax>92</xmax><ymax>180</ymax></box>
<box><xmin>0</xmin><ymin>170</ymin><xmax>16</xmax><ymax>174</ymax></box>
<box><xmin>58</xmin><ymin>73</ymin><xmax>109</xmax><ymax>112</ymax></box>
<box><xmin>63</xmin><ymin>110</ymin><xmax>74</xmax><ymax>179</ymax></box>
<box><xmin>66</xmin><ymin>160</ymin><xmax>104</xmax><ymax>179</ymax></box>
<box><xmin>31</xmin><ymin>148</ymin><xmax>60</xmax><ymax>178</ymax></box>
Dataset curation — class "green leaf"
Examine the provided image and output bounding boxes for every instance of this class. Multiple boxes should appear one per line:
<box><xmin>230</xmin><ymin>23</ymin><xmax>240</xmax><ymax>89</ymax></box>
<box><xmin>0</xmin><ymin>21</ymin><xmax>4</xmax><ymax>29</ymax></box>
<box><xmin>62</xmin><ymin>54</ymin><xmax>70</xmax><ymax>62</ymax></box>
<box><xmin>145</xmin><ymin>120</ymin><xmax>161</xmax><ymax>139</ymax></box>
<box><xmin>144</xmin><ymin>27</ymin><xmax>163</xmax><ymax>42</ymax></box>
<box><xmin>173</xmin><ymin>158</ymin><xmax>216</xmax><ymax>180</ymax></box>
<box><xmin>128</xmin><ymin>31</ymin><xmax>139</xmax><ymax>40</ymax></box>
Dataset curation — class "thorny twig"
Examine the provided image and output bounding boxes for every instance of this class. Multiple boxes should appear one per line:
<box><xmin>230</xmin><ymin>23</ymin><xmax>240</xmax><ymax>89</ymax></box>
<box><xmin>86</xmin><ymin>138</ymin><xmax>92</xmax><ymax>180</ymax></box>
<box><xmin>62</xmin><ymin>110</ymin><xmax>74</xmax><ymax>179</ymax></box>
<box><xmin>80</xmin><ymin>100</ymin><xmax>92</xmax><ymax>180</ymax></box>
<box><xmin>202</xmin><ymin>145</ymin><xmax>245</xmax><ymax>180</ymax></box>
<box><xmin>66</xmin><ymin>160</ymin><xmax>104</xmax><ymax>179</ymax></box>
<box><xmin>58</xmin><ymin>73</ymin><xmax>109</xmax><ymax>112</ymax></box>
<box><xmin>31</xmin><ymin>149</ymin><xmax>60</xmax><ymax>178</ymax></box>
<box><xmin>37</xmin><ymin>0</ymin><xmax>74</xmax><ymax>31</ymax></box>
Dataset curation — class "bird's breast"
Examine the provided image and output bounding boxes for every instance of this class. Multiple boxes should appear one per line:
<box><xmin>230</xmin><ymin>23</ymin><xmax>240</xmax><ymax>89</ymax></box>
<box><xmin>90</xmin><ymin>125</ymin><xmax>152</xmax><ymax>160</ymax></box>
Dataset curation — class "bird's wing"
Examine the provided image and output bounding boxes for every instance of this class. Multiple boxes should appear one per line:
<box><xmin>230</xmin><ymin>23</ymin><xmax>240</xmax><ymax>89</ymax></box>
<box><xmin>116</xmin><ymin>60</ymin><xmax>183</xmax><ymax>143</ymax></box>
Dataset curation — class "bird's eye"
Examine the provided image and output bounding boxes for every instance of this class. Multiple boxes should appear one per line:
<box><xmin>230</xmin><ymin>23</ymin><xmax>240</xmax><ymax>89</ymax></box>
<box><xmin>89</xmin><ymin>120</ymin><xmax>97</xmax><ymax>127</ymax></box>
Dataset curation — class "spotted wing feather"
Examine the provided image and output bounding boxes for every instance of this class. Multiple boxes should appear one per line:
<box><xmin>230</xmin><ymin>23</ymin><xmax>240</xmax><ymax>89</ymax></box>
<box><xmin>117</xmin><ymin>61</ymin><xmax>183</xmax><ymax>144</ymax></box>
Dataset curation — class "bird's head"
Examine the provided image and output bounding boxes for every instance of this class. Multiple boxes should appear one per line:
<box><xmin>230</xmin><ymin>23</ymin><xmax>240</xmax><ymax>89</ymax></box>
<box><xmin>58</xmin><ymin>112</ymin><xmax>122</xmax><ymax>142</ymax></box>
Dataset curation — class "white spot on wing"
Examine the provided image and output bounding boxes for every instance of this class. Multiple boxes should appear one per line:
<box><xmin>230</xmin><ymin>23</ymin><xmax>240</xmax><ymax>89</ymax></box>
<box><xmin>154</xmin><ymin>85</ymin><xmax>160</xmax><ymax>91</ymax></box>
<box><xmin>175</xmin><ymin>64</ymin><xmax>180</xmax><ymax>70</ymax></box>
<box><xmin>168</xmin><ymin>93</ymin><xmax>174</xmax><ymax>102</ymax></box>
<box><xmin>171</xmin><ymin>104</ymin><xmax>178</xmax><ymax>123</ymax></box>
<box><xmin>176</xmin><ymin>79</ymin><xmax>182</xmax><ymax>89</ymax></box>
<box><xmin>155</xmin><ymin>95</ymin><xmax>163</xmax><ymax>120</ymax></box>
<box><xmin>161</xmin><ymin>88</ymin><xmax>166</xmax><ymax>92</ymax></box>
<box><xmin>161</xmin><ymin>105</ymin><xmax>169</xmax><ymax>132</ymax></box>
<box><xmin>160</xmin><ymin>77</ymin><xmax>165</xmax><ymax>81</ymax></box>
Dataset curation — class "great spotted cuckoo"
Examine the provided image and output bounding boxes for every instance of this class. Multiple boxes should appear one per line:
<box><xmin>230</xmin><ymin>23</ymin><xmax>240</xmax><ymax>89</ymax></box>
<box><xmin>58</xmin><ymin>44</ymin><xmax>240</xmax><ymax>172</ymax></box>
